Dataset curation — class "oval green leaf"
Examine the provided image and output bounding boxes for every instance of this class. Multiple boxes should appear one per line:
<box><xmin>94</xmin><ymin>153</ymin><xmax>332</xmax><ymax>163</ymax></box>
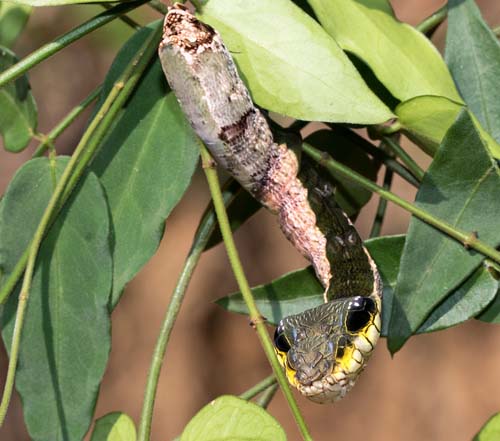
<box><xmin>0</xmin><ymin>157</ymin><xmax>112</xmax><ymax>441</ymax></box>
<box><xmin>180</xmin><ymin>395</ymin><xmax>286</xmax><ymax>441</ymax></box>
<box><xmin>446</xmin><ymin>0</ymin><xmax>500</xmax><ymax>144</ymax></box>
<box><xmin>474</xmin><ymin>413</ymin><xmax>500</xmax><ymax>441</ymax></box>
<box><xmin>90</xmin><ymin>24</ymin><xmax>199</xmax><ymax>306</ymax></box>
<box><xmin>307</xmin><ymin>0</ymin><xmax>461</xmax><ymax>102</ymax></box>
<box><xmin>396</xmin><ymin>95</ymin><xmax>500</xmax><ymax>159</ymax></box>
<box><xmin>198</xmin><ymin>0</ymin><xmax>394</xmax><ymax>124</ymax></box>
<box><xmin>0</xmin><ymin>1</ymin><xmax>31</xmax><ymax>47</ymax></box>
<box><xmin>91</xmin><ymin>412</ymin><xmax>136</xmax><ymax>441</ymax></box>
<box><xmin>387</xmin><ymin>110</ymin><xmax>500</xmax><ymax>353</ymax></box>
<box><xmin>0</xmin><ymin>46</ymin><xmax>37</xmax><ymax>152</ymax></box>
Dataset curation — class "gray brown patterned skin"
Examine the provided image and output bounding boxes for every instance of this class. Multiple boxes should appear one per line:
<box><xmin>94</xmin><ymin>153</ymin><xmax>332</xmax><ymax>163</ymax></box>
<box><xmin>159</xmin><ymin>4</ymin><xmax>382</xmax><ymax>403</ymax></box>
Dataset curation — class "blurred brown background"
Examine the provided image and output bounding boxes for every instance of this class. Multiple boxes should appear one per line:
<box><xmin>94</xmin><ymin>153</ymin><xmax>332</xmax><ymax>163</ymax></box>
<box><xmin>2</xmin><ymin>1</ymin><xmax>500</xmax><ymax>440</ymax></box>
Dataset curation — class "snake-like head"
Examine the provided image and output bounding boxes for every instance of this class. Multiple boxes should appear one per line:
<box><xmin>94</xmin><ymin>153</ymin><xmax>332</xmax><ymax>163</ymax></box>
<box><xmin>273</xmin><ymin>295</ymin><xmax>381</xmax><ymax>403</ymax></box>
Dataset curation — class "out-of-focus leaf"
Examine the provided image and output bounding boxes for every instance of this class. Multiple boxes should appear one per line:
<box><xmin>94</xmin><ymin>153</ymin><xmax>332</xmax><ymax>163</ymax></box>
<box><xmin>0</xmin><ymin>2</ymin><xmax>31</xmax><ymax>47</ymax></box>
<box><xmin>180</xmin><ymin>396</ymin><xmax>286</xmax><ymax>441</ymax></box>
<box><xmin>396</xmin><ymin>95</ymin><xmax>500</xmax><ymax>159</ymax></box>
<box><xmin>0</xmin><ymin>157</ymin><xmax>112</xmax><ymax>441</ymax></box>
<box><xmin>91</xmin><ymin>412</ymin><xmax>136</xmax><ymax>441</ymax></box>
<box><xmin>198</xmin><ymin>0</ymin><xmax>394</xmax><ymax>123</ymax></box>
<box><xmin>446</xmin><ymin>0</ymin><xmax>500</xmax><ymax>144</ymax></box>
<box><xmin>304</xmin><ymin>129</ymin><xmax>378</xmax><ymax>217</ymax></box>
<box><xmin>0</xmin><ymin>46</ymin><xmax>37</xmax><ymax>152</ymax></box>
<box><xmin>387</xmin><ymin>111</ymin><xmax>500</xmax><ymax>353</ymax></box>
<box><xmin>474</xmin><ymin>413</ymin><xmax>500</xmax><ymax>441</ymax></box>
<box><xmin>307</xmin><ymin>0</ymin><xmax>461</xmax><ymax>102</ymax></box>
<box><xmin>90</xmin><ymin>24</ymin><xmax>199</xmax><ymax>307</ymax></box>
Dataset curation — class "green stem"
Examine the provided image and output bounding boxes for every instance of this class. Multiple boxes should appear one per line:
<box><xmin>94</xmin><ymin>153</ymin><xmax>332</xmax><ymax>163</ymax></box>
<box><xmin>255</xmin><ymin>383</ymin><xmax>279</xmax><ymax>409</ymax></box>
<box><xmin>0</xmin><ymin>25</ymin><xmax>162</xmax><ymax>308</ymax></box>
<box><xmin>303</xmin><ymin>142</ymin><xmax>500</xmax><ymax>264</ymax></box>
<box><xmin>416</xmin><ymin>4</ymin><xmax>448</xmax><ymax>34</ymax></box>
<box><xmin>0</xmin><ymin>26</ymin><xmax>162</xmax><ymax>424</ymax></box>
<box><xmin>239</xmin><ymin>375</ymin><xmax>277</xmax><ymax>401</ymax></box>
<box><xmin>100</xmin><ymin>3</ymin><xmax>142</xmax><ymax>30</ymax></box>
<box><xmin>199</xmin><ymin>143</ymin><xmax>312</xmax><ymax>441</ymax></box>
<box><xmin>369</xmin><ymin>167</ymin><xmax>393</xmax><ymax>238</ymax></box>
<box><xmin>494</xmin><ymin>26</ymin><xmax>500</xmax><ymax>38</ymax></box>
<box><xmin>148</xmin><ymin>0</ymin><xmax>169</xmax><ymax>15</ymax></box>
<box><xmin>137</xmin><ymin>172</ymin><xmax>239</xmax><ymax>441</ymax></box>
<box><xmin>32</xmin><ymin>86</ymin><xmax>102</xmax><ymax>159</ymax></box>
<box><xmin>383</xmin><ymin>136</ymin><xmax>425</xmax><ymax>182</ymax></box>
<box><xmin>0</xmin><ymin>0</ymin><xmax>147</xmax><ymax>89</ymax></box>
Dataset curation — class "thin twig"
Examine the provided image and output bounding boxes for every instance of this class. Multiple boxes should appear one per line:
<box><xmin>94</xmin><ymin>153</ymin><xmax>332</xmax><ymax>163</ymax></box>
<box><xmin>137</xmin><ymin>176</ymin><xmax>240</xmax><ymax>441</ymax></box>
<box><xmin>32</xmin><ymin>86</ymin><xmax>102</xmax><ymax>159</ymax></box>
<box><xmin>383</xmin><ymin>136</ymin><xmax>425</xmax><ymax>182</ymax></box>
<box><xmin>255</xmin><ymin>383</ymin><xmax>279</xmax><ymax>409</ymax></box>
<box><xmin>100</xmin><ymin>3</ymin><xmax>142</xmax><ymax>30</ymax></box>
<box><xmin>0</xmin><ymin>0</ymin><xmax>148</xmax><ymax>88</ymax></box>
<box><xmin>369</xmin><ymin>167</ymin><xmax>393</xmax><ymax>238</ymax></box>
<box><xmin>199</xmin><ymin>142</ymin><xmax>313</xmax><ymax>441</ymax></box>
<box><xmin>416</xmin><ymin>4</ymin><xmax>448</xmax><ymax>35</ymax></box>
<box><xmin>303</xmin><ymin>142</ymin><xmax>500</xmax><ymax>264</ymax></box>
<box><xmin>239</xmin><ymin>375</ymin><xmax>277</xmax><ymax>401</ymax></box>
<box><xmin>0</xmin><ymin>25</ymin><xmax>162</xmax><ymax>424</ymax></box>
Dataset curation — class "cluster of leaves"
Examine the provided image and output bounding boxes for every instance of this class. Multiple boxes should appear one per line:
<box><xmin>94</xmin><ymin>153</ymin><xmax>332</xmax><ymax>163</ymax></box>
<box><xmin>1</xmin><ymin>0</ymin><xmax>500</xmax><ymax>440</ymax></box>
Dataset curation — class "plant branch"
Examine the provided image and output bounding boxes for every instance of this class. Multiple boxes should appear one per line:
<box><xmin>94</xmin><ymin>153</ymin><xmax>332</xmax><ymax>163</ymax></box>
<box><xmin>137</xmin><ymin>172</ymin><xmax>240</xmax><ymax>441</ymax></box>
<box><xmin>416</xmin><ymin>4</ymin><xmax>448</xmax><ymax>35</ymax></box>
<box><xmin>303</xmin><ymin>142</ymin><xmax>500</xmax><ymax>264</ymax></box>
<box><xmin>382</xmin><ymin>136</ymin><xmax>425</xmax><ymax>182</ymax></box>
<box><xmin>199</xmin><ymin>143</ymin><xmax>312</xmax><ymax>441</ymax></box>
<box><xmin>0</xmin><ymin>26</ymin><xmax>162</xmax><ymax>309</ymax></box>
<box><xmin>100</xmin><ymin>3</ymin><xmax>142</xmax><ymax>30</ymax></box>
<box><xmin>239</xmin><ymin>375</ymin><xmax>277</xmax><ymax>401</ymax></box>
<box><xmin>32</xmin><ymin>86</ymin><xmax>102</xmax><ymax>159</ymax></box>
<box><xmin>148</xmin><ymin>0</ymin><xmax>169</xmax><ymax>15</ymax></box>
<box><xmin>0</xmin><ymin>26</ymin><xmax>162</xmax><ymax>424</ymax></box>
<box><xmin>0</xmin><ymin>0</ymin><xmax>148</xmax><ymax>89</ymax></box>
<box><xmin>255</xmin><ymin>383</ymin><xmax>279</xmax><ymax>409</ymax></box>
<box><xmin>370</xmin><ymin>167</ymin><xmax>393</xmax><ymax>238</ymax></box>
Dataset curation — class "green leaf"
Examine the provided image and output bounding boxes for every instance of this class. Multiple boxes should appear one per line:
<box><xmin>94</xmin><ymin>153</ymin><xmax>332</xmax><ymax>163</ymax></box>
<box><xmin>0</xmin><ymin>157</ymin><xmax>112</xmax><ymax>441</ymax></box>
<box><xmin>396</xmin><ymin>95</ymin><xmax>462</xmax><ymax>156</ymax></box>
<box><xmin>387</xmin><ymin>111</ymin><xmax>500</xmax><ymax>353</ymax></box>
<box><xmin>446</xmin><ymin>0</ymin><xmax>500</xmax><ymax>144</ymax></box>
<box><xmin>198</xmin><ymin>0</ymin><xmax>394</xmax><ymax>124</ymax></box>
<box><xmin>216</xmin><ymin>235</ymin><xmax>404</xmax><ymax>328</ymax></box>
<box><xmin>396</xmin><ymin>95</ymin><xmax>500</xmax><ymax>159</ymax></box>
<box><xmin>180</xmin><ymin>395</ymin><xmax>286</xmax><ymax>441</ymax></box>
<box><xmin>91</xmin><ymin>412</ymin><xmax>136</xmax><ymax>441</ymax></box>
<box><xmin>304</xmin><ymin>129</ymin><xmax>378</xmax><ymax>217</ymax></box>
<box><xmin>307</xmin><ymin>0</ymin><xmax>461</xmax><ymax>103</ymax></box>
<box><xmin>0</xmin><ymin>1</ymin><xmax>31</xmax><ymax>47</ymax></box>
<box><xmin>90</xmin><ymin>24</ymin><xmax>199</xmax><ymax>306</ymax></box>
<box><xmin>474</xmin><ymin>413</ymin><xmax>500</xmax><ymax>441</ymax></box>
<box><xmin>0</xmin><ymin>46</ymin><xmax>37</xmax><ymax>152</ymax></box>
<box><xmin>417</xmin><ymin>263</ymin><xmax>498</xmax><ymax>333</ymax></box>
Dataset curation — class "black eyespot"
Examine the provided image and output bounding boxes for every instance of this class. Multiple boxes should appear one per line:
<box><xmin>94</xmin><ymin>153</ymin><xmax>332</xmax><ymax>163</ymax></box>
<box><xmin>346</xmin><ymin>297</ymin><xmax>376</xmax><ymax>333</ymax></box>
<box><xmin>336</xmin><ymin>346</ymin><xmax>345</xmax><ymax>358</ymax></box>
<box><xmin>273</xmin><ymin>326</ymin><xmax>291</xmax><ymax>353</ymax></box>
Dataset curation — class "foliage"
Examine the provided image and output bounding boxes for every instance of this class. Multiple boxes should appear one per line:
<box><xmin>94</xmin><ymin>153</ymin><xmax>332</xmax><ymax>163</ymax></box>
<box><xmin>0</xmin><ymin>0</ymin><xmax>499</xmax><ymax>440</ymax></box>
